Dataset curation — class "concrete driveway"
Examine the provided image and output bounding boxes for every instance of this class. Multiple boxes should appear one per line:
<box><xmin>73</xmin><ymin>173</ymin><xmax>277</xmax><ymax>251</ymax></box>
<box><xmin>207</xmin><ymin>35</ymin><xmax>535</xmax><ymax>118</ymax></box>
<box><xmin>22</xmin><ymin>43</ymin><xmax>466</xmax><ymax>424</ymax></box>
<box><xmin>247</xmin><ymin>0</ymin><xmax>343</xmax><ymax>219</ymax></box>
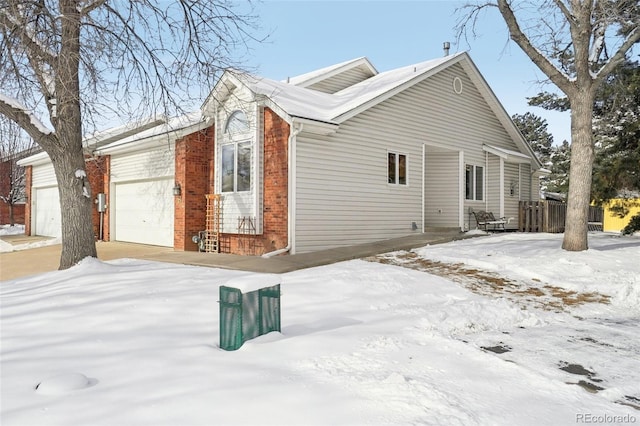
<box><xmin>0</xmin><ymin>240</ymin><xmax>172</xmax><ymax>281</ymax></box>
<box><xmin>1</xmin><ymin>229</ymin><xmax>473</xmax><ymax>281</ymax></box>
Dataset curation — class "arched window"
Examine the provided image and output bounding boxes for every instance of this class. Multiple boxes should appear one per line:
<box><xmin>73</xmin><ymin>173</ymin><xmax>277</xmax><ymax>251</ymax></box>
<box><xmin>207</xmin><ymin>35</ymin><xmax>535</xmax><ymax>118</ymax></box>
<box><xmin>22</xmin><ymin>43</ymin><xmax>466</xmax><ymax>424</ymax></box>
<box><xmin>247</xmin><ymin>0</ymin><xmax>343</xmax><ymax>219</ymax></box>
<box><xmin>221</xmin><ymin>109</ymin><xmax>252</xmax><ymax>193</ymax></box>
<box><xmin>225</xmin><ymin>110</ymin><xmax>250</xmax><ymax>134</ymax></box>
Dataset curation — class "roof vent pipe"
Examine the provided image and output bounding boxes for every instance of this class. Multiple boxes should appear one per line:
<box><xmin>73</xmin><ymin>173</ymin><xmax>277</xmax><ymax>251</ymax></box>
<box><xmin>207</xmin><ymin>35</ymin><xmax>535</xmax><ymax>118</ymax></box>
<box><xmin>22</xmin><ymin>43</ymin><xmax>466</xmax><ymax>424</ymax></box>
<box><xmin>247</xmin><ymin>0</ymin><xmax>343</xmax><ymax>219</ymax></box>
<box><xmin>443</xmin><ymin>41</ymin><xmax>451</xmax><ymax>56</ymax></box>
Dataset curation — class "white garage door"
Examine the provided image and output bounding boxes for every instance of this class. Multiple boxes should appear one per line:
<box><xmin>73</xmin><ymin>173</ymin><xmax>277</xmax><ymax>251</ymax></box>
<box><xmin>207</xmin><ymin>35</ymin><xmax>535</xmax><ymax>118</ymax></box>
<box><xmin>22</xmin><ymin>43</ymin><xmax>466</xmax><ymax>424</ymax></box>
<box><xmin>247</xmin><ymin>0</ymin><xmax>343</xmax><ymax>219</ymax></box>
<box><xmin>114</xmin><ymin>179</ymin><xmax>174</xmax><ymax>247</ymax></box>
<box><xmin>34</xmin><ymin>187</ymin><xmax>61</xmax><ymax>238</ymax></box>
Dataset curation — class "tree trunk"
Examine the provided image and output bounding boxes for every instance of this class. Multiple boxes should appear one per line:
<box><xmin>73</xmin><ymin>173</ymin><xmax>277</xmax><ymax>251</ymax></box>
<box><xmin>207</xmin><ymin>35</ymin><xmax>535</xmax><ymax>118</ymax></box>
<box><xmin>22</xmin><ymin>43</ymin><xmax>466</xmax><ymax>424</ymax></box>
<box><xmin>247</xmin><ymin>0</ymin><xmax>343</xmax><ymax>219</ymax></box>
<box><xmin>562</xmin><ymin>91</ymin><xmax>595</xmax><ymax>251</ymax></box>
<box><xmin>9</xmin><ymin>203</ymin><xmax>15</xmax><ymax>226</ymax></box>
<box><xmin>54</xmin><ymin>0</ymin><xmax>97</xmax><ymax>269</ymax></box>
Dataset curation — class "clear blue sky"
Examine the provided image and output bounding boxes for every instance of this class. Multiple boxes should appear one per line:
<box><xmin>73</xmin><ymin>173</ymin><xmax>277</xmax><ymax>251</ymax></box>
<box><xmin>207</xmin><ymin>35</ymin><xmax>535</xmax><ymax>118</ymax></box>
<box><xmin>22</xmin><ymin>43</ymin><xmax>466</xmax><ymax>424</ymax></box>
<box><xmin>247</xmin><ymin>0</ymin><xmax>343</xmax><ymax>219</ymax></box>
<box><xmin>242</xmin><ymin>0</ymin><xmax>572</xmax><ymax>144</ymax></box>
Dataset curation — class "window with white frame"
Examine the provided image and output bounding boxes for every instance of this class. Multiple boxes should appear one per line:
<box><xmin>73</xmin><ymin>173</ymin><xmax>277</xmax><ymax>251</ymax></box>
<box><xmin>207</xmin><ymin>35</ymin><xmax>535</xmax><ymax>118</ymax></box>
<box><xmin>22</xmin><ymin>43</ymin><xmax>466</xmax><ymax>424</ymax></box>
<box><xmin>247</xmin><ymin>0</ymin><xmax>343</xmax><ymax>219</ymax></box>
<box><xmin>221</xmin><ymin>109</ymin><xmax>252</xmax><ymax>193</ymax></box>
<box><xmin>465</xmin><ymin>164</ymin><xmax>483</xmax><ymax>201</ymax></box>
<box><xmin>388</xmin><ymin>152</ymin><xmax>407</xmax><ymax>185</ymax></box>
<box><xmin>221</xmin><ymin>141</ymin><xmax>251</xmax><ymax>193</ymax></box>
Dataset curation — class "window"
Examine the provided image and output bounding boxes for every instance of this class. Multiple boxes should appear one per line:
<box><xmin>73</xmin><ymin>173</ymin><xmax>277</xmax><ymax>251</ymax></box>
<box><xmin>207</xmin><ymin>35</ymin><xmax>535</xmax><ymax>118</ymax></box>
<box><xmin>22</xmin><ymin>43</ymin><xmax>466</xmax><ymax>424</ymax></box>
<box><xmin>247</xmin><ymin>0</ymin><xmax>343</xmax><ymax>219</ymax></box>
<box><xmin>465</xmin><ymin>164</ymin><xmax>483</xmax><ymax>201</ymax></box>
<box><xmin>388</xmin><ymin>152</ymin><xmax>407</xmax><ymax>185</ymax></box>
<box><xmin>225</xmin><ymin>110</ymin><xmax>249</xmax><ymax>134</ymax></box>
<box><xmin>221</xmin><ymin>141</ymin><xmax>251</xmax><ymax>192</ymax></box>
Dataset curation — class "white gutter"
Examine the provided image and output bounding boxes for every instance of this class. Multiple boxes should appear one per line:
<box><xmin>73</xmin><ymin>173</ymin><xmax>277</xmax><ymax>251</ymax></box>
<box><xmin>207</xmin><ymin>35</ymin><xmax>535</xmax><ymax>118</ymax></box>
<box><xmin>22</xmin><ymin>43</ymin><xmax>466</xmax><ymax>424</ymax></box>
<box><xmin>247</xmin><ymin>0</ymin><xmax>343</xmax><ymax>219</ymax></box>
<box><xmin>262</xmin><ymin>122</ymin><xmax>304</xmax><ymax>258</ymax></box>
<box><xmin>421</xmin><ymin>144</ymin><xmax>425</xmax><ymax>233</ymax></box>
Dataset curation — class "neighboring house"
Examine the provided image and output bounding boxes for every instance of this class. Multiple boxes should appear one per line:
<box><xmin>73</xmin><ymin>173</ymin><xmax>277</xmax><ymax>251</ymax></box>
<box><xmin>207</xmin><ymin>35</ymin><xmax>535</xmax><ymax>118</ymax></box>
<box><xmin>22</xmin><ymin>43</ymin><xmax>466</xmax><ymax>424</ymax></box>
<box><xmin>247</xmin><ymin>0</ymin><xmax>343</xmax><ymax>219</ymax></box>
<box><xmin>0</xmin><ymin>146</ymin><xmax>40</xmax><ymax>225</ymax></box>
<box><xmin>18</xmin><ymin>52</ymin><xmax>544</xmax><ymax>254</ymax></box>
<box><xmin>602</xmin><ymin>197</ymin><xmax>640</xmax><ymax>233</ymax></box>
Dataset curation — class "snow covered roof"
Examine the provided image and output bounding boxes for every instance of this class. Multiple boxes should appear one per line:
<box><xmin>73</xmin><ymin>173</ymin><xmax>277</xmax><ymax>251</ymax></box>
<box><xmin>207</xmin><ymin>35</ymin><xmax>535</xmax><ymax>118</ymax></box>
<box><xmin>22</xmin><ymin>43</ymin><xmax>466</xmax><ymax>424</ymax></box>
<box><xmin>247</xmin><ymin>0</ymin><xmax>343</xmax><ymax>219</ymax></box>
<box><xmin>205</xmin><ymin>52</ymin><xmax>543</xmax><ymax>169</ymax></box>
<box><xmin>224</xmin><ymin>53</ymin><xmax>464</xmax><ymax>125</ymax></box>
<box><xmin>83</xmin><ymin>116</ymin><xmax>167</xmax><ymax>150</ymax></box>
<box><xmin>95</xmin><ymin>111</ymin><xmax>205</xmax><ymax>155</ymax></box>
<box><xmin>483</xmin><ymin>144</ymin><xmax>532</xmax><ymax>163</ymax></box>
<box><xmin>285</xmin><ymin>56</ymin><xmax>378</xmax><ymax>88</ymax></box>
<box><xmin>18</xmin><ymin>112</ymin><xmax>206</xmax><ymax>166</ymax></box>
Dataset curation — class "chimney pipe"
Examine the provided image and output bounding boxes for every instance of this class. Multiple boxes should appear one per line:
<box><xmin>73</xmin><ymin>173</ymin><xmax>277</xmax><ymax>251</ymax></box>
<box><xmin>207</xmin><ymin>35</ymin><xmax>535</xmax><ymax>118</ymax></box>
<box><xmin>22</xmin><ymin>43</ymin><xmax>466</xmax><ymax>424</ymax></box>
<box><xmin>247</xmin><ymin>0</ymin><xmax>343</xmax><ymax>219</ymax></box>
<box><xmin>443</xmin><ymin>41</ymin><xmax>451</xmax><ymax>56</ymax></box>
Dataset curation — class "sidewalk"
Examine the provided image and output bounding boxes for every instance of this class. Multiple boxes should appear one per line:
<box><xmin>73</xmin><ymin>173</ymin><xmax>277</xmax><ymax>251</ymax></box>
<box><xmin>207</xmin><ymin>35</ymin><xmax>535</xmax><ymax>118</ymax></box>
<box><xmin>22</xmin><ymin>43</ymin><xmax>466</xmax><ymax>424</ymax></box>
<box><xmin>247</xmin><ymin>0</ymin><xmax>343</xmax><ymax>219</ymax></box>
<box><xmin>1</xmin><ymin>229</ymin><xmax>476</xmax><ymax>281</ymax></box>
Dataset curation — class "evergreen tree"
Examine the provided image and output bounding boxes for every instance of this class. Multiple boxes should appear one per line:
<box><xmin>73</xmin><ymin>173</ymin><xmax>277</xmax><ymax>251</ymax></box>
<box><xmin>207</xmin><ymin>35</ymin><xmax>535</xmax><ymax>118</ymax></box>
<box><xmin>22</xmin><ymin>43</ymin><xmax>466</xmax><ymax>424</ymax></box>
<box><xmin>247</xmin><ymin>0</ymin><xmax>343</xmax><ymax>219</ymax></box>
<box><xmin>591</xmin><ymin>59</ymin><xmax>640</xmax><ymax>205</ymax></box>
<box><xmin>529</xmin><ymin>59</ymin><xmax>640</xmax><ymax>205</ymax></box>
<box><xmin>511</xmin><ymin>112</ymin><xmax>554</xmax><ymax>165</ymax></box>
<box><xmin>547</xmin><ymin>140</ymin><xmax>571</xmax><ymax>195</ymax></box>
<box><xmin>511</xmin><ymin>112</ymin><xmax>555</xmax><ymax>192</ymax></box>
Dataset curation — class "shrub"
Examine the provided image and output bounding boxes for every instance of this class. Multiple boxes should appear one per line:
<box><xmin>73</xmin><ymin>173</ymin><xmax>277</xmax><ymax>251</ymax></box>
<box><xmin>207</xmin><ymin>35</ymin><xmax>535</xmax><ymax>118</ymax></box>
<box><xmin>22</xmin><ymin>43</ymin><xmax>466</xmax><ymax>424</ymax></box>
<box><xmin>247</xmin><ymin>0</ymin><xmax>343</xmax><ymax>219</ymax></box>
<box><xmin>621</xmin><ymin>213</ymin><xmax>640</xmax><ymax>235</ymax></box>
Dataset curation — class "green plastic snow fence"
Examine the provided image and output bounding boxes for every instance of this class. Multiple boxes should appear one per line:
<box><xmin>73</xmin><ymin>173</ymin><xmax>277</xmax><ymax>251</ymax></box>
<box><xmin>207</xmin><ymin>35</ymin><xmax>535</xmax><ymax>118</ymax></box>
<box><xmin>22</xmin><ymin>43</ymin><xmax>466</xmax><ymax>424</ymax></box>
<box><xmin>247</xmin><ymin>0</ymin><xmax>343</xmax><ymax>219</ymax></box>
<box><xmin>219</xmin><ymin>274</ymin><xmax>281</xmax><ymax>351</ymax></box>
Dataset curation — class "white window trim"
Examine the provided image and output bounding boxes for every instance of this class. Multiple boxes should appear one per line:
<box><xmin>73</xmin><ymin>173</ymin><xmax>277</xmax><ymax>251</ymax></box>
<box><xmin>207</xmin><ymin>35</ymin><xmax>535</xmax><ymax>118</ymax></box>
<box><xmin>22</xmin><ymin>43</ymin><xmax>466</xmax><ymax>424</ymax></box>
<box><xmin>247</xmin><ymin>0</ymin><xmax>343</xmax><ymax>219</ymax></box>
<box><xmin>387</xmin><ymin>151</ymin><xmax>408</xmax><ymax>186</ymax></box>
<box><xmin>220</xmin><ymin>140</ymin><xmax>252</xmax><ymax>193</ymax></box>
<box><xmin>465</xmin><ymin>163</ymin><xmax>484</xmax><ymax>201</ymax></box>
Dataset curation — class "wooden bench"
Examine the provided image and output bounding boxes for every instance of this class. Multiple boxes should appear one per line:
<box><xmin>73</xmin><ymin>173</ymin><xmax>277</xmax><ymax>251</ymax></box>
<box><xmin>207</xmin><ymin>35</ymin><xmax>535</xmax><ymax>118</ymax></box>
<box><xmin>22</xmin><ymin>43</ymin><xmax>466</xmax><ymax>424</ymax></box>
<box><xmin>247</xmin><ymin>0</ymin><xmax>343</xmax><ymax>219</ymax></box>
<box><xmin>471</xmin><ymin>210</ymin><xmax>508</xmax><ymax>231</ymax></box>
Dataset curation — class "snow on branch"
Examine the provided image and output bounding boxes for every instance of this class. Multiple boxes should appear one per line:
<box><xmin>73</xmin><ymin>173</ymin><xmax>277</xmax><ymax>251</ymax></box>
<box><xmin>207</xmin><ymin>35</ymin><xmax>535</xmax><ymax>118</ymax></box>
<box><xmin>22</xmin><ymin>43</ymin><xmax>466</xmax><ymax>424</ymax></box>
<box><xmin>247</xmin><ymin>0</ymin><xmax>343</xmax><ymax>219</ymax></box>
<box><xmin>77</xmin><ymin>0</ymin><xmax>108</xmax><ymax>16</ymax></box>
<box><xmin>591</xmin><ymin>26</ymin><xmax>640</xmax><ymax>82</ymax></box>
<box><xmin>0</xmin><ymin>7</ymin><xmax>58</xmax><ymax>65</ymax></box>
<box><xmin>0</xmin><ymin>93</ymin><xmax>54</xmax><ymax>137</ymax></box>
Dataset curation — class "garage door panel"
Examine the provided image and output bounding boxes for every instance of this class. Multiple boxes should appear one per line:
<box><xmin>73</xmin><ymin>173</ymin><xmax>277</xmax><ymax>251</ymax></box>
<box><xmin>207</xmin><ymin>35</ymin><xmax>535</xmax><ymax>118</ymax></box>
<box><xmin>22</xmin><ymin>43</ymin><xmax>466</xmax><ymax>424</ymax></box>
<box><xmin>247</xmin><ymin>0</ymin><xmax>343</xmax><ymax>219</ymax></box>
<box><xmin>34</xmin><ymin>187</ymin><xmax>61</xmax><ymax>238</ymax></box>
<box><xmin>114</xmin><ymin>179</ymin><xmax>174</xmax><ymax>247</ymax></box>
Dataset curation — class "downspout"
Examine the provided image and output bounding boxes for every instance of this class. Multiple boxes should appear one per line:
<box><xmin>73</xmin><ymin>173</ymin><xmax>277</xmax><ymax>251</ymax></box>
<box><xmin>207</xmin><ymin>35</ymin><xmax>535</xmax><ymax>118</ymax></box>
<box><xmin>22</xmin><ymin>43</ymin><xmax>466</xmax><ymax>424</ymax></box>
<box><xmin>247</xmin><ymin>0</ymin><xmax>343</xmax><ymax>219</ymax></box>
<box><xmin>421</xmin><ymin>144</ymin><xmax>425</xmax><ymax>233</ymax></box>
<box><xmin>262</xmin><ymin>121</ymin><xmax>303</xmax><ymax>258</ymax></box>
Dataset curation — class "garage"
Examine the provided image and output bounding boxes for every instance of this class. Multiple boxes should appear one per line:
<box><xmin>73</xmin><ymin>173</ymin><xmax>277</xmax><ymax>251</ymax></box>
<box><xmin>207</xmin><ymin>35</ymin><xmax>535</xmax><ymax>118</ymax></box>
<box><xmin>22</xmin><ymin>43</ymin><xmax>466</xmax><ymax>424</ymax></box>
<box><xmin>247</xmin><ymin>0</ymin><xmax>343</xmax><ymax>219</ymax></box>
<box><xmin>113</xmin><ymin>178</ymin><xmax>174</xmax><ymax>247</ymax></box>
<box><xmin>34</xmin><ymin>186</ymin><xmax>62</xmax><ymax>238</ymax></box>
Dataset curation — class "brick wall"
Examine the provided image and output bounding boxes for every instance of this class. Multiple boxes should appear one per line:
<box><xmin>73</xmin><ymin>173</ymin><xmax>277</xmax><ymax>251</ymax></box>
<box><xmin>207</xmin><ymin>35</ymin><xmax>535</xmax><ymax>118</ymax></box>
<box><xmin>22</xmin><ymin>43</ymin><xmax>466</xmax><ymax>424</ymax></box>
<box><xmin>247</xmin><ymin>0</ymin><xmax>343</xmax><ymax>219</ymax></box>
<box><xmin>0</xmin><ymin>159</ymin><xmax>26</xmax><ymax>225</ymax></box>
<box><xmin>259</xmin><ymin>107</ymin><xmax>289</xmax><ymax>253</ymax></box>
<box><xmin>22</xmin><ymin>158</ymin><xmax>110</xmax><ymax>239</ymax></box>
<box><xmin>174</xmin><ymin>125</ymin><xmax>215</xmax><ymax>251</ymax></box>
<box><xmin>0</xmin><ymin>203</ymin><xmax>25</xmax><ymax>225</ymax></box>
<box><xmin>219</xmin><ymin>107</ymin><xmax>289</xmax><ymax>255</ymax></box>
<box><xmin>85</xmin><ymin>156</ymin><xmax>110</xmax><ymax>240</ymax></box>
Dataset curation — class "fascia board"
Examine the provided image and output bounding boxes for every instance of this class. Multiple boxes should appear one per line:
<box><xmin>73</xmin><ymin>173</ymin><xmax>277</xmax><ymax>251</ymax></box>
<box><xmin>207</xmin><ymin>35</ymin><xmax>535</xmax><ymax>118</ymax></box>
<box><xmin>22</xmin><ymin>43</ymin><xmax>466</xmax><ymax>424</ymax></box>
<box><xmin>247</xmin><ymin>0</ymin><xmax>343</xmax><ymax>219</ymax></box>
<box><xmin>483</xmin><ymin>144</ymin><xmax>532</xmax><ymax>164</ymax></box>
<box><xmin>201</xmin><ymin>72</ymin><xmax>240</xmax><ymax>116</ymax></box>
<box><xmin>459</xmin><ymin>57</ymin><xmax>544</xmax><ymax>170</ymax></box>
<box><xmin>291</xmin><ymin>116</ymin><xmax>339</xmax><ymax>136</ymax></box>
<box><xmin>95</xmin><ymin>120</ymin><xmax>208</xmax><ymax>156</ymax></box>
<box><xmin>17</xmin><ymin>151</ymin><xmax>51</xmax><ymax>167</ymax></box>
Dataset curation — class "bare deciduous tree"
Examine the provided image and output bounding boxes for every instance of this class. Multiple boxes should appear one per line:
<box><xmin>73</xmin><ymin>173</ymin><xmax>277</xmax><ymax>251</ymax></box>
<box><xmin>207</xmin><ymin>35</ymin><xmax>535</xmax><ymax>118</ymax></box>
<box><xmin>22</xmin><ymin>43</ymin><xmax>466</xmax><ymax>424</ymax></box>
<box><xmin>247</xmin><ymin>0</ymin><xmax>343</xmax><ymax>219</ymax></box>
<box><xmin>0</xmin><ymin>0</ymin><xmax>262</xmax><ymax>268</ymax></box>
<box><xmin>0</xmin><ymin>118</ymin><xmax>36</xmax><ymax>225</ymax></box>
<box><xmin>458</xmin><ymin>0</ymin><xmax>639</xmax><ymax>251</ymax></box>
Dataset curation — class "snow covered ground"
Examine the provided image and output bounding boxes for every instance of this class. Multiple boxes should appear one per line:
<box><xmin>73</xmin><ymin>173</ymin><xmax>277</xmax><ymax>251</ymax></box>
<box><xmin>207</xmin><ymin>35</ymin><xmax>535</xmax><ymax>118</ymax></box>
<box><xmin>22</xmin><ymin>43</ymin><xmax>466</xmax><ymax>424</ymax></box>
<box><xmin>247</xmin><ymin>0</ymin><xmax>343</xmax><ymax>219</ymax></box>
<box><xmin>1</xmin><ymin>232</ymin><xmax>639</xmax><ymax>425</ymax></box>
<box><xmin>0</xmin><ymin>225</ymin><xmax>60</xmax><ymax>253</ymax></box>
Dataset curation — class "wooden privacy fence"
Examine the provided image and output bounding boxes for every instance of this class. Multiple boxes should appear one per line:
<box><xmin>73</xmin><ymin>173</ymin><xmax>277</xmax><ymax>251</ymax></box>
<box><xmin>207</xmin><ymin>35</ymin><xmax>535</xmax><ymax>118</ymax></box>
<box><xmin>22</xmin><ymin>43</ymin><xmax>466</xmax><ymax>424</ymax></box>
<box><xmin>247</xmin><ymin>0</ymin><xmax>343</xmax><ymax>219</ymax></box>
<box><xmin>519</xmin><ymin>201</ymin><xmax>604</xmax><ymax>233</ymax></box>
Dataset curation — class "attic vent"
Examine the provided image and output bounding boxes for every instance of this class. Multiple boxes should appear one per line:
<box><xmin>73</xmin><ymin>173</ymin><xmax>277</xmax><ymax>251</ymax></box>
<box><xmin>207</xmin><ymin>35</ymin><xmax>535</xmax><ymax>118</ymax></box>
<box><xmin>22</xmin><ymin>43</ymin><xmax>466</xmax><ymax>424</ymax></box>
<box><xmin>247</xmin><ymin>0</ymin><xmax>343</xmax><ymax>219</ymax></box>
<box><xmin>453</xmin><ymin>76</ymin><xmax>463</xmax><ymax>94</ymax></box>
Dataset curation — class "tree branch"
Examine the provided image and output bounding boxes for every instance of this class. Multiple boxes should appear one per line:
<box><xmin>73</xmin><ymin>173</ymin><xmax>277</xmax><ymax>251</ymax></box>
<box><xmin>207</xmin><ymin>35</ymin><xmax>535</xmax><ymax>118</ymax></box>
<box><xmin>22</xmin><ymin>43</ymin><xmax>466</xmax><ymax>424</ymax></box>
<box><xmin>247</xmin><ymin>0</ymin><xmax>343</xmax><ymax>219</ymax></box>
<box><xmin>0</xmin><ymin>5</ymin><xmax>57</xmax><ymax>66</ymax></box>
<box><xmin>78</xmin><ymin>0</ymin><xmax>108</xmax><ymax>16</ymax></box>
<box><xmin>0</xmin><ymin>93</ymin><xmax>55</xmax><ymax>146</ymax></box>
<box><xmin>594</xmin><ymin>26</ymin><xmax>640</xmax><ymax>83</ymax></box>
<box><xmin>497</xmin><ymin>0</ymin><xmax>574</xmax><ymax>93</ymax></box>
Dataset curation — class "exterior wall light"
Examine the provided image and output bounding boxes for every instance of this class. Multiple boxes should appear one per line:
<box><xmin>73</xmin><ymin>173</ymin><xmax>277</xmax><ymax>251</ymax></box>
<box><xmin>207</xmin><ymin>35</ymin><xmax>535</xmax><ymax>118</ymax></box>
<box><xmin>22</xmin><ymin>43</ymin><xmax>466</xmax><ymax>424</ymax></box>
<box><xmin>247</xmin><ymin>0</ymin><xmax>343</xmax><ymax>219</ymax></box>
<box><xmin>173</xmin><ymin>183</ymin><xmax>181</xmax><ymax>196</ymax></box>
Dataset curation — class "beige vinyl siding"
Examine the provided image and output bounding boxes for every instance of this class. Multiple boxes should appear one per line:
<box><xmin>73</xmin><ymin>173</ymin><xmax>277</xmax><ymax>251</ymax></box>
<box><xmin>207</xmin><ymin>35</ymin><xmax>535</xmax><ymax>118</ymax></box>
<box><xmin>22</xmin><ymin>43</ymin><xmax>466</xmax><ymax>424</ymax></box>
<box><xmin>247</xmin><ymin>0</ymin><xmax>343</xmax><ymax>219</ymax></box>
<box><xmin>504</xmin><ymin>163</ymin><xmax>520</xmax><ymax>227</ymax></box>
<box><xmin>519</xmin><ymin>163</ymin><xmax>533</xmax><ymax>201</ymax></box>
<box><xmin>424</xmin><ymin>150</ymin><xmax>459</xmax><ymax>228</ymax></box>
<box><xmin>482</xmin><ymin>155</ymin><xmax>501</xmax><ymax>227</ymax></box>
<box><xmin>307</xmin><ymin>67</ymin><xmax>374</xmax><ymax>94</ymax></box>
<box><xmin>31</xmin><ymin>163</ymin><xmax>57</xmax><ymax>187</ymax></box>
<box><xmin>295</xmin><ymin>126</ymin><xmax>422</xmax><ymax>253</ymax></box>
<box><xmin>110</xmin><ymin>143</ymin><xmax>175</xmax><ymax>183</ymax></box>
<box><xmin>295</xmin><ymin>64</ymin><xmax>520</xmax><ymax>252</ymax></box>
